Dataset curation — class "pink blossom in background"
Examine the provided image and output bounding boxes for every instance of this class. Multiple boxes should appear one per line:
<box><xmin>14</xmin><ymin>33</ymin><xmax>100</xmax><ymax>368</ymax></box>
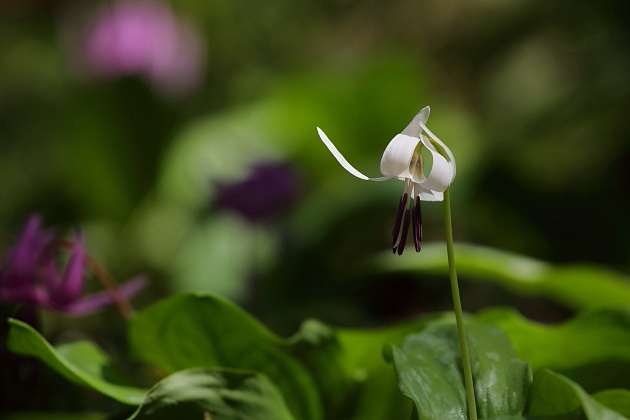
<box><xmin>0</xmin><ymin>215</ymin><xmax>146</xmax><ymax>316</ymax></box>
<box><xmin>81</xmin><ymin>0</ymin><xmax>205</xmax><ymax>96</ymax></box>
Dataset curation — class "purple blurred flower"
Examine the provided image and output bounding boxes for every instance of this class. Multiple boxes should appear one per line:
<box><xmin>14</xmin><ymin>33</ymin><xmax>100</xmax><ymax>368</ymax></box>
<box><xmin>214</xmin><ymin>162</ymin><xmax>301</xmax><ymax>223</ymax></box>
<box><xmin>0</xmin><ymin>215</ymin><xmax>146</xmax><ymax>316</ymax></box>
<box><xmin>79</xmin><ymin>0</ymin><xmax>205</xmax><ymax>96</ymax></box>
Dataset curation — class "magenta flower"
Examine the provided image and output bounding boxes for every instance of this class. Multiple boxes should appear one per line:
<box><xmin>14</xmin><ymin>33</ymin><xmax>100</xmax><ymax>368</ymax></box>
<box><xmin>0</xmin><ymin>215</ymin><xmax>146</xmax><ymax>316</ymax></box>
<box><xmin>79</xmin><ymin>0</ymin><xmax>205</xmax><ymax>96</ymax></box>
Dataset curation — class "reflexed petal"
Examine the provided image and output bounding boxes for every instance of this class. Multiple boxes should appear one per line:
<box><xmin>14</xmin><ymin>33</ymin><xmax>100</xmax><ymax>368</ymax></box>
<box><xmin>317</xmin><ymin>127</ymin><xmax>391</xmax><ymax>181</ymax></box>
<box><xmin>400</xmin><ymin>106</ymin><xmax>430</xmax><ymax>138</ymax></box>
<box><xmin>12</xmin><ymin>215</ymin><xmax>49</xmax><ymax>274</ymax></box>
<box><xmin>380</xmin><ymin>134</ymin><xmax>421</xmax><ymax>178</ymax></box>
<box><xmin>417</xmin><ymin>187</ymin><xmax>444</xmax><ymax>202</ymax></box>
<box><xmin>0</xmin><ymin>283</ymin><xmax>42</xmax><ymax>304</ymax></box>
<box><xmin>59</xmin><ymin>232</ymin><xmax>87</xmax><ymax>301</ymax></box>
<box><xmin>59</xmin><ymin>275</ymin><xmax>148</xmax><ymax>315</ymax></box>
<box><xmin>411</xmin><ymin>134</ymin><xmax>455</xmax><ymax>196</ymax></box>
<box><xmin>420</xmin><ymin>122</ymin><xmax>457</xmax><ymax>179</ymax></box>
<box><xmin>1</xmin><ymin>214</ymin><xmax>53</xmax><ymax>294</ymax></box>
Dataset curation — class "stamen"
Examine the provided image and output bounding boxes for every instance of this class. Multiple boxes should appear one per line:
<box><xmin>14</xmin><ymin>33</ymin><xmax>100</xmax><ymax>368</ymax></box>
<box><xmin>392</xmin><ymin>193</ymin><xmax>408</xmax><ymax>247</ymax></box>
<box><xmin>396</xmin><ymin>209</ymin><xmax>411</xmax><ymax>255</ymax></box>
<box><xmin>412</xmin><ymin>196</ymin><xmax>422</xmax><ymax>252</ymax></box>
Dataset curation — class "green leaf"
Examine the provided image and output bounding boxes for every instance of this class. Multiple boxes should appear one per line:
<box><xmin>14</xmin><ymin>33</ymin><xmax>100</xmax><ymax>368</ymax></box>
<box><xmin>6</xmin><ymin>318</ymin><xmax>146</xmax><ymax>405</ymax></box>
<box><xmin>128</xmin><ymin>293</ymin><xmax>322</xmax><ymax>420</ymax></box>
<box><xmin>373</xmin><ymin>242</ymin><xmax>630</xmax><ymax>310</ymax></box>
<box><xmin>336</xmin><ymin>314</ymin><xmax>446</xmax><ymax>420</ymax></box>
<box><xmin>127</xmin><ymin>368</ymin><xmax>295</xmax><ymax>420</ymax></box>
<box><xmin>477</xmin><ymin>307</ymin><xmax>630</xmax><ymax>390</ymax></box>
<box><xmin>594</xmin><ymin>390</ymin><xmax>630</xmax><ymax>418</ymax></box>
<box><xmin>526</xmin><ymin>369</ymin><xmax>629</xmax><ymax>419</ymax></box>
<box><xmin>287</xmin><ymin>319</ymin><xmax>357</xmax><ymax>418</ymax></box>
<box><xmin>389</xmin><ymin>322</ymin><xmax>531</xmax><ymax>420</ymax></box>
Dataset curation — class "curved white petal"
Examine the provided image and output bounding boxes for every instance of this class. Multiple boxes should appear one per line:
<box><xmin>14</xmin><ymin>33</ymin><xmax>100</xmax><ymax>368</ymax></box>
<box><xmin>419</xmin><ymin>122</ymin><xmax>457</xmax><ymax>180</ymax></box>
<box><xmin>411</xmin><ymin>134</ymin><xmax>455</xmax><ymax>194</ymax></box>
<box><xmin>401</xmin><ymin>106</ymin><xmax>430</xmax><ymax>137</ymax></box>
<box><xmin>415</xmin><ymin>183</ymin><xmax>444</xmax><ymax>201</ymax></box>
<box><xmin>317</xmin><ymin>127</ymin><xmax>391</xmax><ymax>181</ymax></box>
<box><xmin>379</xmin><ymin>134</ymin><xmax>420</xmax><ymax>178</ymax></box>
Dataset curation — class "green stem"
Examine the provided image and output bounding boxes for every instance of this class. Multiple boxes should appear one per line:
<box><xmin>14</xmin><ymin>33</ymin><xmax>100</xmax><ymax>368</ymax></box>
<box><xmin>444</xmin><ymin>187</ymin><xmax>477</xmax><ymax>420</ymax></box>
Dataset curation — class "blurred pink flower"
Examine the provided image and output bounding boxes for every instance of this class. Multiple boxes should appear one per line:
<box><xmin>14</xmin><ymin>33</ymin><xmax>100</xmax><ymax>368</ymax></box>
<box><xmin>0</xmin><ymin>215</ymin><xmax>146</xmax><ymax>316</ymax></box>
<box><xmin>80</xmin><ymin>0</ymin><xmax>205</xmax><ymax>96</ymax></box>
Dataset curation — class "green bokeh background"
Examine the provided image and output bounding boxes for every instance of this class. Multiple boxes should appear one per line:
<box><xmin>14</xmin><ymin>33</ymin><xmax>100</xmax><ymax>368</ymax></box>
<box><xmin>1</xmin><ymin>0</ymin><xmax>629</xmax><ymax>330</ymax></box>
<box><xmin>2</xmin><ymin>0</ymin><xmax>630</xmax><ymax>416</ymax></box>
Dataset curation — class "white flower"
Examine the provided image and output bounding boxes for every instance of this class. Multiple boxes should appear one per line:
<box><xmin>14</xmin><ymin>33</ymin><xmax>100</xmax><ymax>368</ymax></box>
<box><xmin>316</xmin><ymin>106</ymin><xmax>456</xmax><ymax>254</ymax></box>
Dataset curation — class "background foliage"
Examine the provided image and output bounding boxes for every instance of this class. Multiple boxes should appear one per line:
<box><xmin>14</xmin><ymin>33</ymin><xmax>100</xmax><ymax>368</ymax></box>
<box><xmin>1</xmin><ymin>0</ymin><xmax>630</xmax><ymax>418</ymax></box>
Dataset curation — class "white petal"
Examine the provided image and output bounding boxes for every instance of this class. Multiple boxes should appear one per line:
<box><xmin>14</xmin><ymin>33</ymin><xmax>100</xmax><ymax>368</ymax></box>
<box><xmin>401</xmin><ymin>106</ymin><xmax>430</xmax><ymax>137</ymax></box>
<box><xmin>379</xmin><ymin>134</ymin><xmax>420</xmax><ymax>178</ymax></box>
<box><xmin>317</xmin><ymin>127</ymin><xmax>391</xmax><ymax>181</ymax></box>
<box><xmin>419</xmin><ymin>122</ymin><xmax>456</xmax><ymax>180</ymax></box>
<box><xmin>415</xmin><ymin>184</ymin><xmax>444</xmax><ymax>201</ymax></box>
<box><xmin>412</xmin><ymin>134</ymin><xmax>455</xmax><ymax>194</ymax></box>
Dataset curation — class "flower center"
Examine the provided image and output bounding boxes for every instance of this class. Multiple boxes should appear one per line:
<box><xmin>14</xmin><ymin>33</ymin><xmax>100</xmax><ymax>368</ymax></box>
<box><xmin>408</xmin><ymin>145</ymin><xmax>427</xmax><ymax>182</ymax></box>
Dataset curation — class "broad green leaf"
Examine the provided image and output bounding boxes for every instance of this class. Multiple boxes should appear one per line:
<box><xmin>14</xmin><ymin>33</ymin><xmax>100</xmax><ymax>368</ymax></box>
<box><xmin>373</xmin><ymin>242</ymin><xmax>630</xmax><ymax>310</ymax></box>
<box><xmin>390</xmin><ymin>327</ymin><xmax>467</xmax><ymax>420</ymax></box>
<box><xmin>128</xmin><ymin>293</ymin><xmax>322</xmax><ymax>420</ymax></box>
<box><xmin>336</xmin><ymin>314</ymin><xmax>446</xmax><ymax>420</ymax></box>
<box><xmin>477</xmin><ymin>307</ymin><xmax>630</xmax><ymax>389</ymax></box>
<box><xmin>6</xmin><ymin>319</ymin><xmax>146</xmax><ymax>405</ymax></box>
<box><xmin>527</xmin><ymin>369</ymin><xmax>629</xmax><ymax>419</ymax></box>
<box><xmin>467</xmin><ymin>324</ymin><xmax>532</xmax><ymax>418</ymax></box>
<box><xmin>594</xmin><ymin>390</ymin><xmax>630</xmax><ymax>418</ymax></box>
<box><xmin>390</xmin><ymin>322</ymin><xmax>531</xmax><ymax>420</ymax></box>
<box><xmin>287</xmin><ymin>319</ymin><xmax>357</xmax><ymax>418</ymax></box>
<box><xmin>127</xmin><ymin>368</ymin><xmax>295</xmax><ymax>420</ymax></box>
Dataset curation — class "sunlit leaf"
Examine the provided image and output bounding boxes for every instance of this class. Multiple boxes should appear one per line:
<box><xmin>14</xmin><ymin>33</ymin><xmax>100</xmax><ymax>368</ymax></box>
<box><xmin>527</xmin><ymin>369</ymin><xmax>629</xmax><ymax>419</ymax></box>
<box><xmin>373</xmin><ymin>242</ymin><xmax>630</xmax><ymax>310</ymax></box>
<box><xmin>478</xmin><ymin>307</ymin><xmax>630</xmax><ymax>390</ymax></box>
<box><xmin>6</xmin><ymin>318</ymin><xmax>146</xmax><ymax>405</ymax></box>
<box><xmin>389</xmin><ymin>322</ymin><xmax>531</xmax><ymax>420</ymax></box>
<box><xmin>594</xmin><ymin>389</ymin><xmax>630</xmax><ymax>418</ymax></box>
<box><xmin>336</xmin><ymin>315</ymin><xmax>444</xmax><ymax>420</ymax></box>
<box><xmin>128</xmin><ymin>293</ymin><xmax>323</xmax><ymax>420</ymax></box>
<box><xmin>127</xmin><ymin>368</ymin><xmax>295</xmax><ymax>420</ymax></box>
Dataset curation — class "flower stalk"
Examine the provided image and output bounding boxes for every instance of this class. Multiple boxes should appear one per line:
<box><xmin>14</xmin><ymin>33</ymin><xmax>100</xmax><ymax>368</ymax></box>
<box><xmin>316</xmin><ymin>107</ymin><xmax>476</xmax><ymax>417</ymax></box>
<box><xmin>444</xmin><ymin>187</ymin><xmax>477</xmax><ymax>420</ymax></box>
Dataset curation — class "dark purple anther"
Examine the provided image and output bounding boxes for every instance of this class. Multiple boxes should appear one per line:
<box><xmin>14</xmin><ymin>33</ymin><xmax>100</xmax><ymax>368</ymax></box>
<box><xmin>395</xmin><ymin>210</ymin><xmax>411</xmax><ymax>255</ymax></box>
<box><xmin>412</xmin><ymin>197</ymin><xmax>422</xmax><ymax>252</ymax></box>
<box><xmin>392</xmin><ymin>193</ymin><xmax>409</xmax><ymax>247</ymax></box>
